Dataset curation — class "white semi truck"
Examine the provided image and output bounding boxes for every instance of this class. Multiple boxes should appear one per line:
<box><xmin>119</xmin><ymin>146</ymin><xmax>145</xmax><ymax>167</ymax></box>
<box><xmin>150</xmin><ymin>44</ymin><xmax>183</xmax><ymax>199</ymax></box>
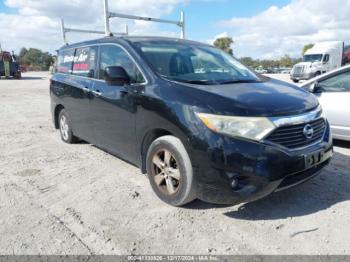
<box><xmin>290</xmin><ymin>41</ymin><xmax>349</xmax><ymax>83</ymax></box>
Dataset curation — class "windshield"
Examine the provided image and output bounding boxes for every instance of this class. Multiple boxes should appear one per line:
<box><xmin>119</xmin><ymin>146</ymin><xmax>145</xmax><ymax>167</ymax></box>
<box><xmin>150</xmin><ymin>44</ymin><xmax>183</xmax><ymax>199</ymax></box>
<box><xmin>133</xmin><ymin>41</ymin><xmax>260</xmax><ymax>85</ymax></box>
<box><xmin>303</xmin><ymin>54</ymin><xmax>323</xmax><ymax>62</ymax></box>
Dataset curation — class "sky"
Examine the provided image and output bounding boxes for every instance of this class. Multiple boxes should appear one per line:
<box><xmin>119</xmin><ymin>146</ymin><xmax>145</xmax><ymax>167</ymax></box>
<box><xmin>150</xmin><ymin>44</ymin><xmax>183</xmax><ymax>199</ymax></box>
<box><xmin>0</xmin><ymin>0</ymin><xmax>349</xmax><ymax>59</ymax></box>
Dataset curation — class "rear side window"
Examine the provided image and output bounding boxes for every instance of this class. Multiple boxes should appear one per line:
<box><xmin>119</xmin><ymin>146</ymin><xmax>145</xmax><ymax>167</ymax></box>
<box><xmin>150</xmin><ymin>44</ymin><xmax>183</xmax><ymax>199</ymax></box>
<box><xmin>99</xmin><ymin>45</ymin><xmax>145</xmax><ymax>84</ymax></box>
<box><xmin>57</xmin><ymin>49</ymin><xmax>74</xmax><ymax>74</ymax></box>
<box><xmin>72</xmin><ymin>46</ymin><xmax>97</xmax><ymax>77</ymax></box>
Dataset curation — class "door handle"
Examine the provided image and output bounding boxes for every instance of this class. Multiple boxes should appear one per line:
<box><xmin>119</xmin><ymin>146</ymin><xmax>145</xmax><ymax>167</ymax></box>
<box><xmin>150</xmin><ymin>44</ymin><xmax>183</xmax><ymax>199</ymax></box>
<box><xmin>82</xmin><ymin>86</ymin><xmax>90</xmax><ymax>93</ymax></box>
<box><xmin>92</xmin><ymin>90</ymin><xmax>102</xmax><ymax>97</ymax></box>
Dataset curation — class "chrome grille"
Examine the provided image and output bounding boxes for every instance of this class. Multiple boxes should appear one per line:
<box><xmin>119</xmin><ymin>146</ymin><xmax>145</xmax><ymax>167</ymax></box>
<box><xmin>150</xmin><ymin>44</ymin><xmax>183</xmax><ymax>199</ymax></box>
<box><xmin>266</xmin><ymin>118</ymin><xmax>326</xmax><ymax>149</ymax></box>
<box><xmin>293</xmin><ymin>65</ymin><xmax>305</xmax><ymax>75</ymax></box>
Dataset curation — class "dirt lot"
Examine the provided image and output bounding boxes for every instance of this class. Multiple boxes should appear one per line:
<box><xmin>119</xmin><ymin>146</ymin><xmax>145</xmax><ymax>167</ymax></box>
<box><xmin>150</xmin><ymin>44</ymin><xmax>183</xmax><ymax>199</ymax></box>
<box><xmin>0</xmin><ymin>72</ymin><xmax>349</xmax><ymax>255</ymax></box>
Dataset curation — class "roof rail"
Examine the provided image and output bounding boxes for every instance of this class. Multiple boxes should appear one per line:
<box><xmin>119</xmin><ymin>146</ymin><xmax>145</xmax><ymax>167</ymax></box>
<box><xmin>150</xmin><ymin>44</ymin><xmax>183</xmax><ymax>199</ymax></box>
<box><xmin>103</xmin><ymin>0</ymin><xmax>185</xmax><ymax>39</ymax></box>
<box><xmin>60</xmin><ymin>19</ymin><xmax>128</xmax><ymax>45</ymax></box>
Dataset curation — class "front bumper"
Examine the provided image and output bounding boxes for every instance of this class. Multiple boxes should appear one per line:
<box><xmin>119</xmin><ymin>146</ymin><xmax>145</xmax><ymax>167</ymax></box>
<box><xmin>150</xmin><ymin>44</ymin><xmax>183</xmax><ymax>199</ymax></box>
<box><xmin>191</xmin><ymin>122</ymin><xmax>333</xmax><ymax>205</ymax></box>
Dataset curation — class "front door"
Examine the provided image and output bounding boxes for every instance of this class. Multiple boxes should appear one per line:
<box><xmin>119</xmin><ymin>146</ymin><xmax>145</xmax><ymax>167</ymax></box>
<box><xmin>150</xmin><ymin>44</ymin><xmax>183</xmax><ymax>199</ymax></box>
<box><xmin>316</xmin><ymin>69</ymin><xmax>350</xmax><ymax>140</ymax></box>
<box><xmin>90</xmin><ymin>44</ymin><xmax>146</xmax><ymax>162</ymax></box>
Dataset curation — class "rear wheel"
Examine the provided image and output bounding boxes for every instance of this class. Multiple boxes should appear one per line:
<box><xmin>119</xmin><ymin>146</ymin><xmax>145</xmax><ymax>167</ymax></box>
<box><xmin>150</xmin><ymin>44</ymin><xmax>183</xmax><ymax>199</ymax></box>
<box><xmin>292</xmin><ymin>79</ymin><xmax>299</xmax><ymax>83</ymax></box>
<box><xmin>146</xmin><ymin>135</ymin><xmax>196</xmax><ymax>206</ymax></box>
<box><xmin>58</xmin><ymin>109</ymin><xmax>77</xmax><ymax>144</ymax></box>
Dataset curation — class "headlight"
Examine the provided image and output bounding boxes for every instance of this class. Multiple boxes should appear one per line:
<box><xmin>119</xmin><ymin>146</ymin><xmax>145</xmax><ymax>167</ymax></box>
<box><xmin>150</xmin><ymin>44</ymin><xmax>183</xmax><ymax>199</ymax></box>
<box><xmin>196</xmin><ymin>113</ymin><xmax>276</xmax><ymax>141</ymax></box>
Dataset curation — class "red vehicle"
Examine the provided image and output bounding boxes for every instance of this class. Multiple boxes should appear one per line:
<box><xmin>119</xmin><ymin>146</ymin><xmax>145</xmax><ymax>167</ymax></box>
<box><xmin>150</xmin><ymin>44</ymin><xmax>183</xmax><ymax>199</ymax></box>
<box><xmin>343</xmin><ymin>45</ymin><xmax>350</xmax><ymax>65</ymax></box>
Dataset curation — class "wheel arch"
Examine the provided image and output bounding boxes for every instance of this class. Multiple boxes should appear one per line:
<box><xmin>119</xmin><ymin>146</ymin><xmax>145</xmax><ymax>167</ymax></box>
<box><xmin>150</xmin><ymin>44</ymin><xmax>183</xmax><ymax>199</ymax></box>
<box><xmin>140</xmin><ymin>127</ymin><xmax>193</xmax><ymax>174</ymax></box>
<box><xmin>140</xmin><ymin>128</ymin><xmax>175</xmax><ymax>174</ymax></box>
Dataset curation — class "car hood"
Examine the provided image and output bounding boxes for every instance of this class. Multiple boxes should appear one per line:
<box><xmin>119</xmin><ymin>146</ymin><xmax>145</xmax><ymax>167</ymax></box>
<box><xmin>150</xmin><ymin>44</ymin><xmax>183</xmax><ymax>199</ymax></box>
<box><xmin>182</xmin><ymin>78</ymin><xmax>319</xmax><ymax>116</ymax></box>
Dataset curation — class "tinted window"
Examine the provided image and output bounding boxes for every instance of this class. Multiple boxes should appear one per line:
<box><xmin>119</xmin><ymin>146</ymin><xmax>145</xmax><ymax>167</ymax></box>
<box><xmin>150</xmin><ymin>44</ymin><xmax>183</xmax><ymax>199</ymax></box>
<box><xmin>319</xmin><ymin>70</ymin><xmax>350</xmax><ymax>92</ymax></box>
<box><xmin>72</xmin><ymin>46</ymin><xmax>97</xmax><ymax>77</ymax></box>
<box><xmin>133</xmin><ymin>41</ymin><xmax>259</xmax><ymax>85</ymax></box>
<box><xmin>57</xmin><ymin>49</ymin><xmax>74</xmax><ymax>74</ymax></box>
<box><xmin>323</xmin><ymin>54</ymin><xmax>330</xmax><ymax>63</ymax></box>
<box><xmin>99</xmin><ymin>45</ymin><xmax>145</xmax><ymax>84</ymax></box>
<box><xmin>303</xmin><ymin>54</ymin><xmax>323</xmax><ymax>62</ymax></box>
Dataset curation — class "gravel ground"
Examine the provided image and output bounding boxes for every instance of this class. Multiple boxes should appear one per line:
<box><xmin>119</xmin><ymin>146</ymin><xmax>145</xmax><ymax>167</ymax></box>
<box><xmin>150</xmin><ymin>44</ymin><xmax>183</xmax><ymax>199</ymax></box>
<box><xmin>0</xmin><ymin>72</ymin><xmax>349</xmax><ymax>255</ymax></box>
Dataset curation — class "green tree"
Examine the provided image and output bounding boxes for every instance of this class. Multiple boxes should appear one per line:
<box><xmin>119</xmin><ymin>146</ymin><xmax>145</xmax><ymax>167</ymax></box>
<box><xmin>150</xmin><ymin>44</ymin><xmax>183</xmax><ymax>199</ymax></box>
<box><xmin>238</xmin><ymin>55</ymin><xmax>301</xmax><ymax>71</ymax></box>
<box><xmin>279</xmin><ymin>55</ymin><xmax>293</xmax><ymax>67</ymax></box>
<box><xmin>18</xmin><ymin>47</ymin><xmax>28</xmax><ymax>58</ymax></box>
<box><xmin>302</xmin><ymin>44</ymin><xmax>314</xmax><ymax>55</ymax></box>
<box><xmin>22</xmin><ymin>48</ymin><xmax>42</xmax><ymax>65</ymax></box>
<box><xmin>214</xmin><ymin>37</ymin><xmax>234</xmax><ymax>55</ymax></box>
<box><xmin>18</xmin><ymin>47</ymin><xmax>28</xmax><ymax>64</ymax></box>
<box><xmin>240</xmin><ymin>57</ymin><xmax>255</xmax><ymax>67</ymax></box>
<box><xmin>20</xmin><ymin>48</ymin><xmax>54</xmax><ymax>70</ymax></box>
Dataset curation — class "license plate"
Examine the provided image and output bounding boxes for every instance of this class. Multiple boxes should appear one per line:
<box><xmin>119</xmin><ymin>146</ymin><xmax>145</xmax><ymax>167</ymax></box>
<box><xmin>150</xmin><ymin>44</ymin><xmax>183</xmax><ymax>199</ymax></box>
<box><xmin>305</xmin><ymin>150</ymin><xmax>325</xmax><ymax>169</ymax></box>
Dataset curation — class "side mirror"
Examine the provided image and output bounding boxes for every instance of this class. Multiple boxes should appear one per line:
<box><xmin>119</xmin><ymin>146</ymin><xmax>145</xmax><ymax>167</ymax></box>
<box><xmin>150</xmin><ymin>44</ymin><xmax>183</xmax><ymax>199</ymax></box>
<box><xmin>104</xmin><ymin>66</ymin><xmax>130</xmax><ymax>86</ymax></box>
<box><xmin>310</xmin><ymin>81</ymin><xmax>322</xmax><ymax>93</ymax></box>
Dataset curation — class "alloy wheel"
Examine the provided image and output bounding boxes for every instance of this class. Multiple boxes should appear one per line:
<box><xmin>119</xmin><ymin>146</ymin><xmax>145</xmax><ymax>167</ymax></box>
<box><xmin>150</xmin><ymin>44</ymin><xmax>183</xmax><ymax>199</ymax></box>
<box><xmin>151</xmin><ymin>149</ymin><xmax>181</xmax><ymax>195</ymax></box>
<box><xmin>60</xmin><ymin>115</ymin><xmax>69</xmax><ymax>141</ymax></box>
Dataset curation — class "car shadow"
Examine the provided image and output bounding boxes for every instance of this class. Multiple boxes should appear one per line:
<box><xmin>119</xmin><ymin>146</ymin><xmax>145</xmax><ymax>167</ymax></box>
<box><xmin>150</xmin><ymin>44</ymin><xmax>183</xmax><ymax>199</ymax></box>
<box><xmin>185</xmin><ymin>199</ymin><xmax>232</xmax><ymax>210</ymax></box>
<box><xmin>1</xmin><ymin>77</ymin><xmax>46</xmax><ymax>80</ymax></box>
<box><xmin>186</xmin><ymin>151</ymin><xmax>350</xmax><ymax>220</ymax></box>
<box><xmin>0</xmin><ymin>76</ymin><xmax>46</xmax><ymax>80</ymax></box>
<box><xmin>333</xmin><ymin>139</ymin><xmax>350</xmax><ymax>148</ymax></box>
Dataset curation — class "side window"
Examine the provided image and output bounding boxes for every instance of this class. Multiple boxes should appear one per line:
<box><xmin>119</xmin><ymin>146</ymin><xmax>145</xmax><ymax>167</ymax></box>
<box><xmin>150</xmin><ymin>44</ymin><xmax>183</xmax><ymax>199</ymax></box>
<box><xmin>72</xmin><ymin>46</ymin><xmax>97</xmax><ymax>77</ymax></box>
<box><xmin>319</xmin><ymin>70</ymin><xmax>350</xmax><ymax>92</ymax></box>
<box><xmin>99</xmin><ymin>45</ymin><xmax>145</xmax><ymax>84</ymax></box>
<box><xmin>323</xmin><ymin>54</ymin><xmax>330</xmax><ymax>63</ymax></box>
<box><xmin>56</xmin><ymin>49</ymin><xmax>74</xmax><ymax>74</ymax></box>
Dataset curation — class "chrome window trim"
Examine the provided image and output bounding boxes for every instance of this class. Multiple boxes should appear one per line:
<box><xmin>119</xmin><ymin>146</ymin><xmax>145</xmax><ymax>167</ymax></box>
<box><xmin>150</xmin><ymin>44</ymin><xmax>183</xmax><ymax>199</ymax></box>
<box><xmin>269</xmin><ymin>105</ymin><xmax>323</xmax><ymax>127</ymax></box>
<box><xmin>56</xmin><ymin>42</ymin><xmax>148</xmax><ymax>85</ymax></box>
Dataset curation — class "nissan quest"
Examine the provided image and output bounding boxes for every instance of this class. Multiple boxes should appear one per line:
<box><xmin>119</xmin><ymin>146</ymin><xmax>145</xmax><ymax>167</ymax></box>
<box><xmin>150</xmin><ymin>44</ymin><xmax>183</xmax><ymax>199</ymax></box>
<box><xmin>50</xmin><ymin>36</ymin><xmax>333</xmax><ymax>206</ymax></box>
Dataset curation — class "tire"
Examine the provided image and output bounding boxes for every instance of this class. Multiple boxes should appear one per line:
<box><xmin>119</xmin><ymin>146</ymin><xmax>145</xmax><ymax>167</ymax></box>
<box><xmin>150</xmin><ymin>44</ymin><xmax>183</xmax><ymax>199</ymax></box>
<box><xmin>14</xmin><ymin>72</ymin><xmax>21</xmax><ymax>79</ymax></box>
<box><xmin>292</xmin><ymin>79</ymin><xmax>299</xmax><ymax>83</ymax></box>
<box><xmin>58</xmin><ymin>109</ymin><xmax>77</xmax><ymax>144</ymax></box>
<box><xmin>146</xmin><ymin>135</ymin><xmax>196</xmax><ymax>206</ymax></box>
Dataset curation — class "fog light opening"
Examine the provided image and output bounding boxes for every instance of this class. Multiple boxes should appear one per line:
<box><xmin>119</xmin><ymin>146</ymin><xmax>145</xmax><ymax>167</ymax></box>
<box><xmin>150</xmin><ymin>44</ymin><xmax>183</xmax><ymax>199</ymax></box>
<box><xmin>230</xmin><ymin>178</ymin><xmax>239</xmax><ymax>189</ymax></box>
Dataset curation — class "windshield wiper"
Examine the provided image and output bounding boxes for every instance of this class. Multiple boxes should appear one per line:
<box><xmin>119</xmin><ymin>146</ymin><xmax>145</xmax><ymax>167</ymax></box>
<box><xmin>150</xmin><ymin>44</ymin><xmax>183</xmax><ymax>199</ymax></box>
<box><xmin>219</xmin><ymin>79</ymin><xmax>260</xmax><ymax>85</ymax></box>
<box><xmin>181</xmin><ymin>80</ymin><xmax>217</xmax><ymax>85</ymax></box>
<box><xmin>159</xmin><ymin>75</ymin><xmax>218</xmax><ymax>85</ymax></box>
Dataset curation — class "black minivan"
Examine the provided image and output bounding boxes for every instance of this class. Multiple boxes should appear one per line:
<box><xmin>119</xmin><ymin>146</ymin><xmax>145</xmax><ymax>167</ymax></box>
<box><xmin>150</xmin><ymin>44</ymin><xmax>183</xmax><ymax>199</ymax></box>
<box><xmin>50</xmin><ymin>36</ymin><xmax>333</xmax><ymax>206</ymax></box>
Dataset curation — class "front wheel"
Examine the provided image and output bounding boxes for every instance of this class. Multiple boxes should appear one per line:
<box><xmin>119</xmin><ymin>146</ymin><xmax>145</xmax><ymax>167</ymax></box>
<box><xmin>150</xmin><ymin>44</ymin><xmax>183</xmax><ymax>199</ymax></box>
<box><xmin>58</xmin><ymin>109</ymin><xmax>77</xmax><ymax>144</ymax></box>
<box><xmin>292</xmin><ymin>79</ymin><xmax>299</xmax><ymax>83</ymax></box>
<box><xmin>146</xmin><ymin>135</ymin><xmax>196</xmax><ymax>206</ymax></box>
